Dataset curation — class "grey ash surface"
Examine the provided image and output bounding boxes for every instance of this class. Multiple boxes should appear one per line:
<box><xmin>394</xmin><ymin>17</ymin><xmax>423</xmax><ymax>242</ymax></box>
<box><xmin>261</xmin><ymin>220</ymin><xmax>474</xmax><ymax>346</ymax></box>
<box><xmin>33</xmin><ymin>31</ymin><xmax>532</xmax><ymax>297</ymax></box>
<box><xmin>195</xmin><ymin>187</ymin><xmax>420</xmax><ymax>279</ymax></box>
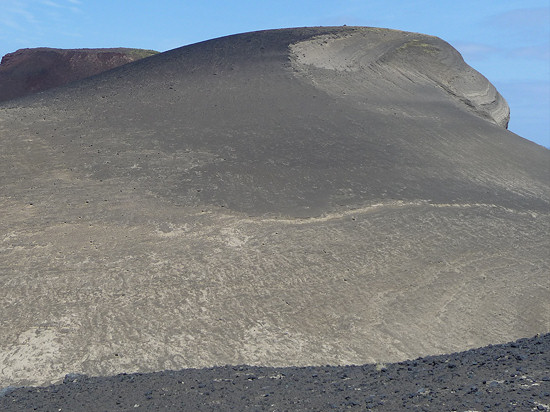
<box><xmin>1</xmin><ymin>334</ymin><xmax>548</xmax><ymax>411</ymax></box>
<box><xmin>1</xmin><ymin>26</ymin><xmax>548</xmax><ymax>389</ymax></box>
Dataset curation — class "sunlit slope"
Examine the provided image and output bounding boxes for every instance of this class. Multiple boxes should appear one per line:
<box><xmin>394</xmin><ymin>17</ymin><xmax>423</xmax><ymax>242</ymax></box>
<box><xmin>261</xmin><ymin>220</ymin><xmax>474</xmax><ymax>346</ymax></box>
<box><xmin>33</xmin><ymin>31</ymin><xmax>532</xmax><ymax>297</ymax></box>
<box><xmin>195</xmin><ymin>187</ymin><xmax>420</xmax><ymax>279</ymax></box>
<box><xmin>0</xmin><ymin>27</ymin><xmax>548</xmax><ymax>387</ymax></box>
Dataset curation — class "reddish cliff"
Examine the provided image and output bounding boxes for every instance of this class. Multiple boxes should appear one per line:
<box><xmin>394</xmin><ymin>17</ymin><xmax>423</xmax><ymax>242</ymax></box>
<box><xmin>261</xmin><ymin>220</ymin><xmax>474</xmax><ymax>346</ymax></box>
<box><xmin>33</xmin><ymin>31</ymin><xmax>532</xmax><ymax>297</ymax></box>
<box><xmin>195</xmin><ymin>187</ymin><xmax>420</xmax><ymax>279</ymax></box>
<box><xmin>0</xmin><ymin>47</ymin><xmax>158</xmax><ymax>102</ymax></box>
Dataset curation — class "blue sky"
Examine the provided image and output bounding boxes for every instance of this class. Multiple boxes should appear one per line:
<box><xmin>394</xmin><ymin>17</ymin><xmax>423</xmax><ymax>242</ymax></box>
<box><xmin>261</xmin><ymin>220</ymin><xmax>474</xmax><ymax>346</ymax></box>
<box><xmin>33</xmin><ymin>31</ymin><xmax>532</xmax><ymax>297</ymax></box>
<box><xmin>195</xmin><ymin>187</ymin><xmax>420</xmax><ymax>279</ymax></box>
<box><xmin>1</xmin><ymin>0</ymin><xmax>548</xmax><ymax>147</ymax></box>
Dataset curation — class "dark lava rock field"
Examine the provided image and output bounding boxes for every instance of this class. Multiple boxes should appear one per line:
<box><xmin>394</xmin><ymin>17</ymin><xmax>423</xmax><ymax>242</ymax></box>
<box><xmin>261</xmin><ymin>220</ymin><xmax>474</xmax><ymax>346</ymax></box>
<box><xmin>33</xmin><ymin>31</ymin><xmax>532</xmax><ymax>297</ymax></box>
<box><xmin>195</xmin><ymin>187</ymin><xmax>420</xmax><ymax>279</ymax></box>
<box><xmin>1</xmin><ymin>334</ymin><xmax>548</xmax><ymax>411</ymax></box>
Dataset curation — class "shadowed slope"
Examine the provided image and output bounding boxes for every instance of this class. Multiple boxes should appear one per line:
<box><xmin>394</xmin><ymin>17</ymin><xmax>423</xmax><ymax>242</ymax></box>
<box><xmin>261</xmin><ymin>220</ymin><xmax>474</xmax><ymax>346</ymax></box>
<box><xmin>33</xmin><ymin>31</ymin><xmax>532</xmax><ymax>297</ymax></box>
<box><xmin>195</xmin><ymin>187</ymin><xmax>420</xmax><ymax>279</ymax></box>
<box><xmin>0</xmin><ymin>47</ymin><xmax>158</xmax><ymax>102</ymax></box>
<box><xmin>0</xmin><ymin>27</ymin><xmax>548</xmax><ymax>387</ymax></box>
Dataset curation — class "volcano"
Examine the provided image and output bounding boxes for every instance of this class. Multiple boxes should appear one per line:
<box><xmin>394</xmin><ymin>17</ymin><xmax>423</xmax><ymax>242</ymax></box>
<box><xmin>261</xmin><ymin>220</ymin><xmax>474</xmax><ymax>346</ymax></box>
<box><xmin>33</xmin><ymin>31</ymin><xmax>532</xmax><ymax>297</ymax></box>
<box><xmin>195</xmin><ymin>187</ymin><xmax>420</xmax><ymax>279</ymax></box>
<box><xmin>0</xmin><ymin>27</ymin><xmax>548</xmax><ymax>388</ymax></box>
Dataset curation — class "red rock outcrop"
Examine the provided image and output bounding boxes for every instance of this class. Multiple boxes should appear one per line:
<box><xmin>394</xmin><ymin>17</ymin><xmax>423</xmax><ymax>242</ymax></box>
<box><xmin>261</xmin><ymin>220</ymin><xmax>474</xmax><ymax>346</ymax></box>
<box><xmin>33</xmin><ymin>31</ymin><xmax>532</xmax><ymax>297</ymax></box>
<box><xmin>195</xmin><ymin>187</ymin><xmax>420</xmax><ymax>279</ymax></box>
<box><xmin>0</xmin><ymin>47</ymin><xmax>158</xmax><ymax>102</ymax></box>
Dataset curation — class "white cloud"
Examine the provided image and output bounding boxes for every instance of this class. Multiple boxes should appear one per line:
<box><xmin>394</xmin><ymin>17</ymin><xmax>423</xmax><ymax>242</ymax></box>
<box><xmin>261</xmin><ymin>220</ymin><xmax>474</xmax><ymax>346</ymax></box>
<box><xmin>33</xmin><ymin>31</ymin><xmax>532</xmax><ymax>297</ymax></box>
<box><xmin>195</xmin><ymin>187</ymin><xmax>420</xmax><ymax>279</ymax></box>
<box><xmin>495</xmin><ymin>80</ymin><xmax>550</xmax><ymax>147</ymax></box>
<box><xmin>65</xmin><ymin>0</ymin><xmax>82</xmax><ymax>13</ymax></box>
<box><xmin>41</xmin><ymin>0</ymin><xmax>63</xmax><ymax>8</ymax></box>
<box><xmin>510</xmin><ymin>44</ymin><xmax>550</xmax><ymax>60</ymax></box>
<box><xmin>0</xmin><ymin>0</ymin><xmax>37</xmax><ymax>44</ymax></box>
<box><xmin>488</xmin><ymin>7</ymin><xmax>550</xmax><ymax>41</ymax></box>
<box><xmin>0</xmin><ymin>17</ymin><xmax>23</xmax><ymax>31</ymax></box>
<box><xmin>3</xmin><ymin>0</ymin><xmax>37</xmax><ymax>25</ymax></box>
<box><xmin>452</xmin><ymin>42</ymin><xmax>499</xmax><ymax>61</ymax></box>
<box><xmin>0</xmin><ymin>0</ymin><xmax>83</xmax><ymax>58</ymax></box>
<box><xmin>491</xmin><ymin>7</ymin><xmax>550</xmax><ymax>29</ymax></box>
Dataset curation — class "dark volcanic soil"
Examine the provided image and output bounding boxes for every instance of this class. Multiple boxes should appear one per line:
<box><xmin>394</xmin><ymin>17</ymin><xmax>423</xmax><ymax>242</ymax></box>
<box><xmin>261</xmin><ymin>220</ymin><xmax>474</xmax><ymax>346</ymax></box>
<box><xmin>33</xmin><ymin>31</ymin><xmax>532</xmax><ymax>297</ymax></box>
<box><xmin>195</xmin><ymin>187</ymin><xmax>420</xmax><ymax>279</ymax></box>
<box><xmin>0</xmin><ymin>47</ymin><xmax>157</xmax><ymax>102</ymax></box>
<box><xmin>1</xmin><ymin>334</ymin><xmax>548</xmax><ymax>411</ymax></box>
<box><xmin>1</xmin><ymin>26</ymin><xmax>548</xmax><ymax>390</ymax></box>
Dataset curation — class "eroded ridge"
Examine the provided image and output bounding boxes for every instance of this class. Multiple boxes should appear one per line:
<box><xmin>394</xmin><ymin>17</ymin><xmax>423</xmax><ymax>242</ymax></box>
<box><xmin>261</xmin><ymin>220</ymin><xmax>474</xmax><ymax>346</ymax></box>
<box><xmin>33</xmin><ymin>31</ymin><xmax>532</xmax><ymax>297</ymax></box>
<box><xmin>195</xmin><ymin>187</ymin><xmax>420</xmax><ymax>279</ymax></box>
<box><xmin>290</xmin><ymin>28</ymin><xmax>510</xmax><ymax>128</ymax></box>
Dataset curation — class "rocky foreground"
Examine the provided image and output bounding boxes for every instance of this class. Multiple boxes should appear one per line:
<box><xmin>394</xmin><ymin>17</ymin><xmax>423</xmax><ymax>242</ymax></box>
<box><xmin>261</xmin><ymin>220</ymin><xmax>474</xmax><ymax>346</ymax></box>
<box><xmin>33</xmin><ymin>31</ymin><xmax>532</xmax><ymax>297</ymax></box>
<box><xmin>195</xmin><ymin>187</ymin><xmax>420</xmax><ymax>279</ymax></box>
<box><xmin>1</xmin><ymin>334</ymin><xmax>548</xmax><ymax>411</ymax></box>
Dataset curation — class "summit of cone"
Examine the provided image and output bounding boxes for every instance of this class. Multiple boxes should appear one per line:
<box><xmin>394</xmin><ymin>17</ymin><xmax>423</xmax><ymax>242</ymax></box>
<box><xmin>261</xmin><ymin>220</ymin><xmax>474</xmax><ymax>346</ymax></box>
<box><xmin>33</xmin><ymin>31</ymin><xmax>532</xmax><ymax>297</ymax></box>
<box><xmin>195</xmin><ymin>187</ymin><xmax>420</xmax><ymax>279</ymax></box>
<box><xmin>0</xmin><ymin>47</ymin><xmax>158</xmax><ymax>102</ymax></box>
<box><xmin>0</xmin><ymin>27</ymin><xmax>548</xmax><ymax>387</ymax></box>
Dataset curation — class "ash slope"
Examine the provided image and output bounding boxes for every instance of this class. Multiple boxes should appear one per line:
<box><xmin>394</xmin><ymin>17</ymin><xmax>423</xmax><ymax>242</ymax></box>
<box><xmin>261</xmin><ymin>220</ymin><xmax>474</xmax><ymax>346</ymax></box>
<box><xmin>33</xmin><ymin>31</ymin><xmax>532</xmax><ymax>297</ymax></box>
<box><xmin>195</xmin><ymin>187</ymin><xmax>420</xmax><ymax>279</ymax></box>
<box><xmin>1</xmin><ymin>334</ymin><xmax>548</xmax><ymax>412</ymax></box>
<box><xmin>0</xmin><ymin>27</ymin><xmax>548</xmax><ymax>388</ymax></box>
<box><xmin>0</xmin><ymin>47</ymin><xmax>158</xmax><ymax>102</ymax></box>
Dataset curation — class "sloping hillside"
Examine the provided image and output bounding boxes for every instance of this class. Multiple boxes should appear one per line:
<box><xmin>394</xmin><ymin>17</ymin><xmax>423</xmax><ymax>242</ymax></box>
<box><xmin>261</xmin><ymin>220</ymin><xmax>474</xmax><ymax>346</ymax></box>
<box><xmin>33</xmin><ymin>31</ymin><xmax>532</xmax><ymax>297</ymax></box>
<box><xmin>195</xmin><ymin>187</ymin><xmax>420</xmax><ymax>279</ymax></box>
<box><xmin>0</xmin><ymin>27</ymin><xmax>548</xmax><ymax>387</ymax></box>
